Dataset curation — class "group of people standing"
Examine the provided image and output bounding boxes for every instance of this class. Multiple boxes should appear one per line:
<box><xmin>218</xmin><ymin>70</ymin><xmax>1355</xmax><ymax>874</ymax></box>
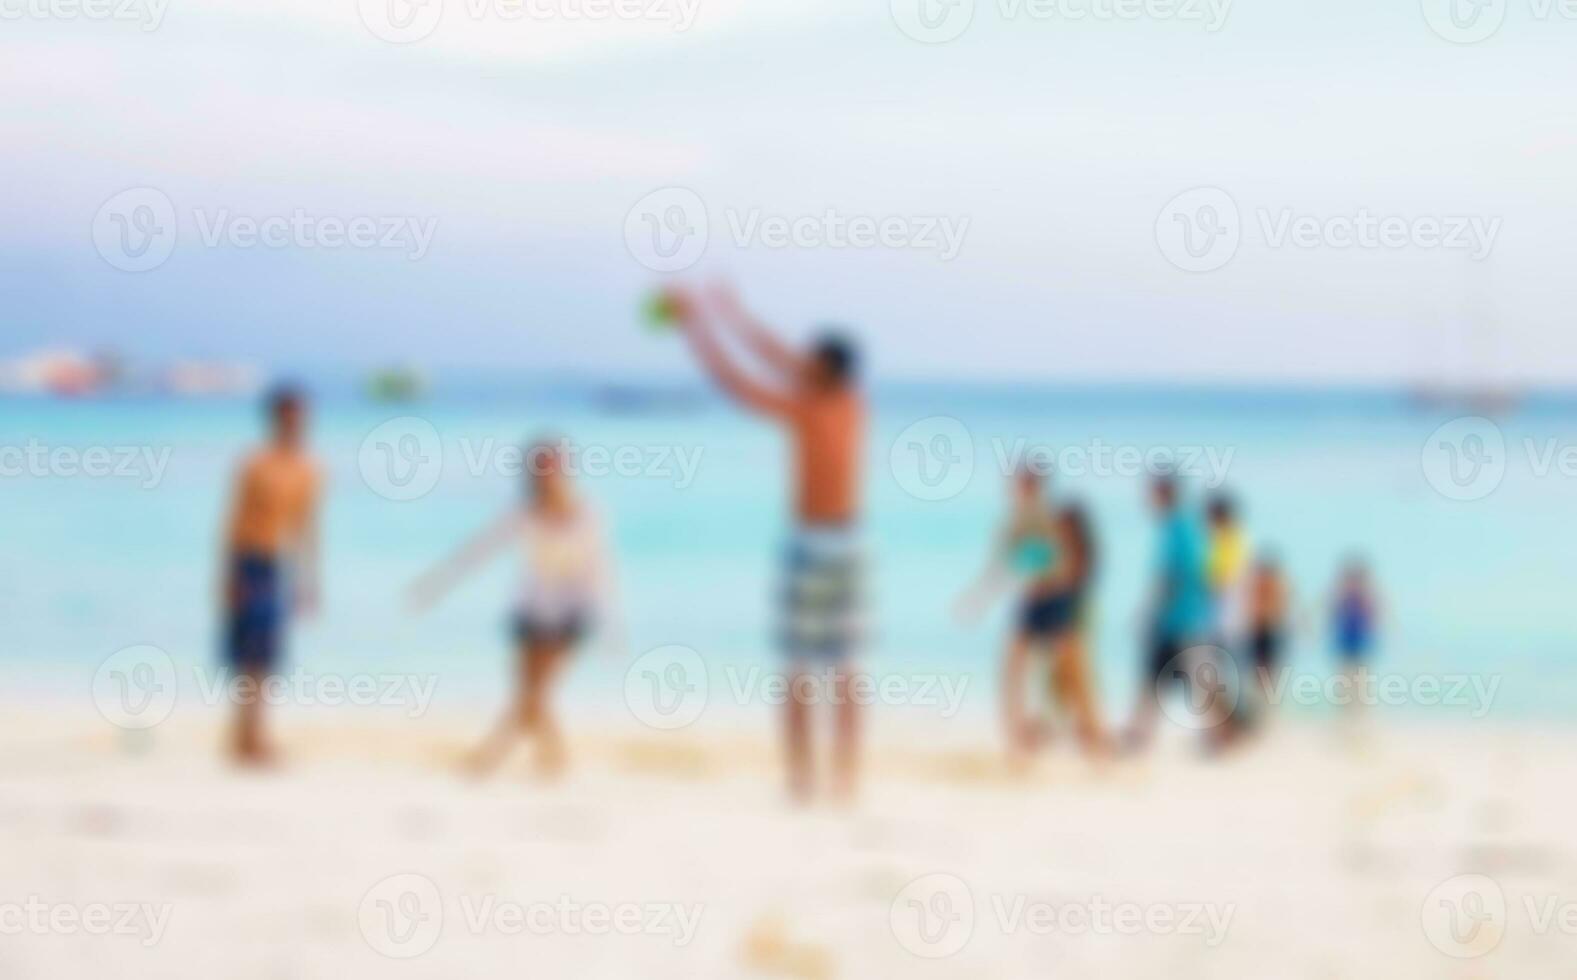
<box><xmin>216</xmin><ymin>286</ymin><xmax>1380</xmax><ymax>802</ymax></box>
<box><xmin>964</xmin><ymin>463</ymin><xmax>1382</xmax><ymax>764</ymax></box>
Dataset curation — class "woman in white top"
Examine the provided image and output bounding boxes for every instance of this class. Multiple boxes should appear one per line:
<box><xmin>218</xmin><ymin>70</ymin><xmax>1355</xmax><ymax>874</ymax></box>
<box><xmin>409</xmin><ymin>438</ymin><xmax>619</xmax><ymax>777</ymax></box>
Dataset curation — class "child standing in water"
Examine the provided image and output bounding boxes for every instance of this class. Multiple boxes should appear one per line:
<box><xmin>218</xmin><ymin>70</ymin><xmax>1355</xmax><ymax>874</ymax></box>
<box><xmin>408</xmin><ymin>440</ymin><xmax>619</xmax><ymax>777</ymax></box>
<box><xmin>1203</xmin><ymin>493</ymin><xmax>1251</xmax><ymax>746</ymax></box>
<box><xmin>1331</xmin><ymin>558</ymin><xmax>1378</xmax><ymax>716</ymax></box>
<box><xmin>1247</xmin><ymin>554</ymin><xmax>1290</xmax><ymax>709</ymax></box>
<box><xmin>220</xmin><ymin>385</ymin><xmax>321</xmax><ymax>768</ymax></box>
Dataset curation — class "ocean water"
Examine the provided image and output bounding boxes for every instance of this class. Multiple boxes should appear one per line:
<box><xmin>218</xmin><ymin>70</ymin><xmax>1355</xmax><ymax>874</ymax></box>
<box><xmin>2</xmin><ymin>383</ymin><xmax>1573</xmax><ymax>724</ymax></box>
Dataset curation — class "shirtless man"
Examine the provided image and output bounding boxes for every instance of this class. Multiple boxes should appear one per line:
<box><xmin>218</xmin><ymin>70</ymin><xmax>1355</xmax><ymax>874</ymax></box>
<box><xmin>221</xmin><ymin>385</ymin><xmax>321</xmax><ymax>766</ymax></box>
<box><xmin>669</xmin><ymin>284</ymin><xmax>865</xmax><ymax>803</ymax></box>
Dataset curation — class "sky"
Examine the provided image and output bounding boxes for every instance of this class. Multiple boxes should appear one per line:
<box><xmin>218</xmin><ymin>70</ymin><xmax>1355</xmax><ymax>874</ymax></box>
<box><xmin>3</xmin><ymin>0</ymin><xmax>1575</xmax><ymax>383</ymax></box>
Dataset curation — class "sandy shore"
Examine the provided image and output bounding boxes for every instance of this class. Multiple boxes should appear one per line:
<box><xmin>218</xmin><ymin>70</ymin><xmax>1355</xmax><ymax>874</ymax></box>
<box><xmin>0</xmin><ymin>708</ymin><xmax>1571</xmax><ymax>978</ymax></box>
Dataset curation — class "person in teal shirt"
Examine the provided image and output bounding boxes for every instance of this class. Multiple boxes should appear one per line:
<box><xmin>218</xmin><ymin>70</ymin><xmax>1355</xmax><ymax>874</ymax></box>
<box><xmin>1125</xmin><ymin>474</ymin><xmax>1210</xmax><ymax>750</ymax></box>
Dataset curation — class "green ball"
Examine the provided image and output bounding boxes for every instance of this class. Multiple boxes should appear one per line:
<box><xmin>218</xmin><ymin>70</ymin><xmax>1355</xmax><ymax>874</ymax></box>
<box><xmin>643</xmin><ymin>292</ymin><xmax>678</xmax><ymax>331</ymax></box>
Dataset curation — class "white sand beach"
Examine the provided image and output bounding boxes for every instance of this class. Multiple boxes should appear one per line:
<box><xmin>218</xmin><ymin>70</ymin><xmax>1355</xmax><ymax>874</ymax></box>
<box><xmin>1</xmin><ymin>708</ymin><xmax>1570</xmax><ymax>979</ymax></box>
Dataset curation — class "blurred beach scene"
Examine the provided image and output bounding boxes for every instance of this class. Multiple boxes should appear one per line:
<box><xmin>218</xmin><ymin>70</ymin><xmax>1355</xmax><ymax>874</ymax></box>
<box><xmin>4</xmin><ymin>375</ymin><xmax>1576</xmax><ymax>980</ymax></box>
<box><xmin>9</xmin><ymin>0</ymin><xmax>1577</xmax><ymax>975</ymax></box>
<box><xmin>2</xmin><ymin>379</ymin><xmax>1572</xmax><ymax>720</ymax></box>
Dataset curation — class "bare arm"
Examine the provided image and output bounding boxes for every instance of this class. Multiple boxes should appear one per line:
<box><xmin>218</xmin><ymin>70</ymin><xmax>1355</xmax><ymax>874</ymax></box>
<box><xmin>707</xmin><ymin>283</ymin><xmax>807</xmax><ymax>379</ymax></box>
<box><xmin>586</xmin><ymin>513</ymin><xmax>627</xmax><ymax>656</ymax></box>
<box><xmin>294</xmin><ymin>476</ymin><xmax>321</xmax><ymax>616</ymax></box>
<box><xmin>953</xmin><ymin>527</ymin><xmax>1015</xmax><ymax>623</ymax></box>
<box><xmin>670</xmin><ymin>288</ymin><xmax>796</xmax><ymax>419</ymax></box>
<box><xmin>407</xmin><ymin>511</ymin><xmax>514</xmax><ymax>613</ymax></box>
<box><xmin>219</xmin><ymin>461</ymin><xmax>252</xmax><ymax>612</ymax></box>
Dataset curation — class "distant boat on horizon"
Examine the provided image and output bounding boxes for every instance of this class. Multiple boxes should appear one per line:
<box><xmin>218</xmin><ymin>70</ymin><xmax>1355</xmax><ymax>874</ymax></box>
<box><xmin>0</xmin><ymin>348</ymin><xmax>262</xmax><ymax>399</ymax></box>
<box><xmin>365</xmin><ymin>366</ymin><xmax>427</xmax><ymax>403</ymax></box>
<box><xmin>592</xmin><ymin>383</ymin><xmax>705</xmax><ymax>415</ymax></box>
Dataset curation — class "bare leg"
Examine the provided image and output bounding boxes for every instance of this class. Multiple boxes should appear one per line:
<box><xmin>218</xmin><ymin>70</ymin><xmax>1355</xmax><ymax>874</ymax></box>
<box><xmin>831</xmin><ymin>665</ymin><xmax>862</xmax><ymax>804</ymax></box>
<box><xmin>1001</xmin><ymin>634</ymin><xmax>1035</xmax><ymax>766</ymax></box>
<box><xmin>1124</xmin><ymin>643</ymin><xmax>1161</xmax><ymax>753</ymax></box>
<box><xmin>1056</xmin><ymin>634</ymin><xmax>1108</xmax><ymax>757</ymax></box>
<box><xmin>465</xmin><ymin>641</ymin><xmax>535</xmax><ymax>777</ymax></box>
<box><xmin>524</xmin><ymin>641</ymin><xmax>570</xmax><ymax>777</ymax></box>
<box><xmin>784</xmin><ymin>664</ymin><xmax>814</xmax><ymax>804</ymax></box>
<box><xmin>231</xmin><ymin>668</ymin><xmax>276</xmax><ymax>767</ymax></box>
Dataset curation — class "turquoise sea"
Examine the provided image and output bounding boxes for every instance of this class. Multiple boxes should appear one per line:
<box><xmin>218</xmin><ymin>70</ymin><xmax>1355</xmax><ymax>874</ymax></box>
<box><xmin>3</xmin><ymin>382</ymin><xmax>1573</xmax><ymax>724</ymax></box>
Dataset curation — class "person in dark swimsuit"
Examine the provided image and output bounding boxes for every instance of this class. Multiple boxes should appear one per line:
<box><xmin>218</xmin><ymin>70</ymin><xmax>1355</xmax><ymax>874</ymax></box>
<box><xmin>958</xmin><ymin>473</ymin><xmax>1105</xmax><ymax>763</ymax></box>
<box><xmin>1247</xmin><ymin>553</ymin><xmax>1290</xmax><ymax>715</ymax></box>
<box><xmin>1040</xmin><ymin>503</ymin><xmax>1106</xmax><ymax>755</ymax></box>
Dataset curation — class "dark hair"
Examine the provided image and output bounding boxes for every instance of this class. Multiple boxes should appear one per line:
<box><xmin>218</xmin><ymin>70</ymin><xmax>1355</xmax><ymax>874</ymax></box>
<box><xmin>1060</xmin><ymin>501</ymin><xmax>1096</xmax><ymax>584</ymax></box>
<box><xmin>265</xmin><ymin>382</ymin><xmax>306</xmax><ymax>418</ymax></box>
<box><xmin>1207</xmin><ymin>492</ymin><xmax>1236</xmax><ymax>523</ymax></box>
<box><xmin>522</xmin><ymin>434</ymin><xmax>565</xmax><ymax>502</ymax></box>
<box><xmin>1151</xmin><ymin>473</ymin><xmax>1177</xmax><ymax>505</ymax></box>
<box><xmin>811</xmin><ymin>331</ymin><xmax>858</xmax><ymax>384</ymax></box>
